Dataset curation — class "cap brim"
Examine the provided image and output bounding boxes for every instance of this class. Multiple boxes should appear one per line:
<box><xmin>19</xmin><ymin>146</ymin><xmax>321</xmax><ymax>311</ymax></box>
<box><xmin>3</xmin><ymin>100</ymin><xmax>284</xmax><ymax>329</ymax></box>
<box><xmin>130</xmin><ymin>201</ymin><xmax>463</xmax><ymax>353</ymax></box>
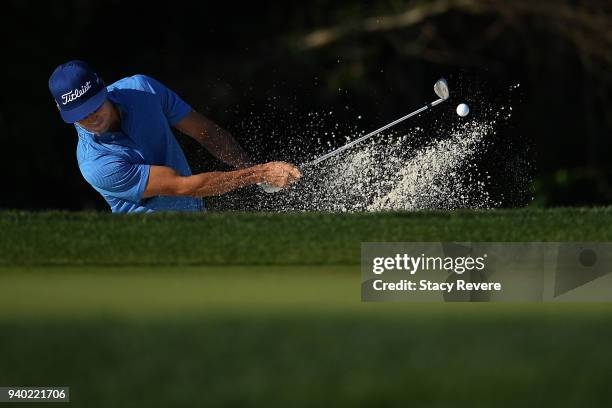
<box><xmin>60</xmin><ymin>87</ymin><xmax>108</xmax><ymax>123</ymax></box>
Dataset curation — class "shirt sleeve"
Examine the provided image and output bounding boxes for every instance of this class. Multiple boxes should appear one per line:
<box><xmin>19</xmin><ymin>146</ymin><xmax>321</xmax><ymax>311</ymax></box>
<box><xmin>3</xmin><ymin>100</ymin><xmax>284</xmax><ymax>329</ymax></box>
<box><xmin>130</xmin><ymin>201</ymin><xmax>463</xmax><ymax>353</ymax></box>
<box><xmin>80</xmin><ymin>154</ymin><xmax>151</xmax><ymax>203</ymax></box>
<box><xmin>141</xmin><ymin>75</ymin><xmax>192</xmax><ymax>125</ymax></box>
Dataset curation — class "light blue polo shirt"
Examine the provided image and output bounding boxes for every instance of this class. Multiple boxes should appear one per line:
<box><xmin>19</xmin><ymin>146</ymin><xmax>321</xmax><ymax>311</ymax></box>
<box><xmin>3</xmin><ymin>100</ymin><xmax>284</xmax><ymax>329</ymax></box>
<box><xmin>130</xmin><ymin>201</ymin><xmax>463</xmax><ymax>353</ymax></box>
<box><xmin>76</xmin><ymin>74</ymin><xmax>204</xmax><ymax>213</ymax></box>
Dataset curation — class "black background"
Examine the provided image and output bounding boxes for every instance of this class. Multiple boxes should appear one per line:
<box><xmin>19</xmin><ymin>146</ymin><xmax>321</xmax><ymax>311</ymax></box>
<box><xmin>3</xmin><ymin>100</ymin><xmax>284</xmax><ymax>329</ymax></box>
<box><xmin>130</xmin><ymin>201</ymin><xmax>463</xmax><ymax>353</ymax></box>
<box><xmin>2</xmin><ymin>0</ymin><xmax>611</xmax><ymax>210</ymax></box>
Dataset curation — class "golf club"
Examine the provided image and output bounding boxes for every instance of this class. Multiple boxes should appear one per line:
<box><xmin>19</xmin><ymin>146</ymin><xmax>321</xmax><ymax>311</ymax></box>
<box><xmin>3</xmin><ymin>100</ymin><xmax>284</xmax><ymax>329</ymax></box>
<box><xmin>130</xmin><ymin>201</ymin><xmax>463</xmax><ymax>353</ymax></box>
<box><xmin>302</xmin><ymin>78</ymin><xmax>450</xmax><ymax>169</ymax></box>
<box><xmin>259</xmin><ymin>78</ymin><xmax>450</xmax><ymax>193</ymax></box>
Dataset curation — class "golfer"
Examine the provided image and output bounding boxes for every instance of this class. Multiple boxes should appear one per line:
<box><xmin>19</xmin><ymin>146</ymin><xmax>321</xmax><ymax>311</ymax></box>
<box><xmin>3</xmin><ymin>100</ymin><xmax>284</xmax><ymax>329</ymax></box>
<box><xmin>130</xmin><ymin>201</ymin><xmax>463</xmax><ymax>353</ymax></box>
<box><xmin>48</xmin><ymin>60</ymin><xmax>301</xmax><ymax>213</ymax></box>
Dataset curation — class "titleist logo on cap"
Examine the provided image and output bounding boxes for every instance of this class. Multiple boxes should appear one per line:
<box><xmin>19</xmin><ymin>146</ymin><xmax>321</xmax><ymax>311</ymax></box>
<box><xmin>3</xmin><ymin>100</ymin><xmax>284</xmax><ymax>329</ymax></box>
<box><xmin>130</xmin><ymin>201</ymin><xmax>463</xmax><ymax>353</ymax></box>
<box><xmin>60</xmin><ymin>81</ymin><xmax>92</xmax><ymax>105</ymax></box>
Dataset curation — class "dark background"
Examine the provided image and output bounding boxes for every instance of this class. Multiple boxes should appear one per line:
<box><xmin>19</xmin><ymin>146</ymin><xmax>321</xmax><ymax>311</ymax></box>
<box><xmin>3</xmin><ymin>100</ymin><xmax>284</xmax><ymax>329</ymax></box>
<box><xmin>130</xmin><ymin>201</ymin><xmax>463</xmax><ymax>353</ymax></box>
<box><xmin>2</xmin><ymin>0</ymin><xmax>611</xmax><ymax>210</ymax></box>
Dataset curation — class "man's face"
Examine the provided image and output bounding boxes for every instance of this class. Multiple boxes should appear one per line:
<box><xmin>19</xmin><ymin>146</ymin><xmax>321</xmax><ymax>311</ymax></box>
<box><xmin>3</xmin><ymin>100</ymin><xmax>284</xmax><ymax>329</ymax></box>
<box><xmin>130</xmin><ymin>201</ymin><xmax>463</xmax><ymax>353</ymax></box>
<box><xmin>75</xmin><ymin>99</ymin><xmax>115</xmax><ymax>134</ymax></box>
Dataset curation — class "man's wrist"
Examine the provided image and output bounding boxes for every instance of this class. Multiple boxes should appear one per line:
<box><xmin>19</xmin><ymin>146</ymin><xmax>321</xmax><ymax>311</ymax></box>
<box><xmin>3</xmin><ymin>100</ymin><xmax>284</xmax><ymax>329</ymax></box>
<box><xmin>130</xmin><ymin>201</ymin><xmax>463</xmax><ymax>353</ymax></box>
<box><xmin>242</xmin><ymin>164</ymin><xmax>266</xmax><ymax>185</ymax></box>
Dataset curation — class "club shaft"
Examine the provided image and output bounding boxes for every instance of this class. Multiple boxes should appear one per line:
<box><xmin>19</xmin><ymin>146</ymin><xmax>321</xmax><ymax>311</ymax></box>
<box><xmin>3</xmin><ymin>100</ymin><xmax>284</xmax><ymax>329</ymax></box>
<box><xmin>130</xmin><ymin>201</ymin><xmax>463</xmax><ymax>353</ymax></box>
<box><xmin>302</xmin><ymin>97</ymin><xmax>445</xmax><ymax>168</ymax></box>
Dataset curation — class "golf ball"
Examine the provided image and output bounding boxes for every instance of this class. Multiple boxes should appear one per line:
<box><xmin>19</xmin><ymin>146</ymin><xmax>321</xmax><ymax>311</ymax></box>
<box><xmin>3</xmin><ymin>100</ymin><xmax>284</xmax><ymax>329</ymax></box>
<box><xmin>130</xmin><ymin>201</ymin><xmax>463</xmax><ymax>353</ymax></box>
<box><xmin>456</xmin><ymin>103</ymin><xmax>470</xmax><ymax>117</ymax></box>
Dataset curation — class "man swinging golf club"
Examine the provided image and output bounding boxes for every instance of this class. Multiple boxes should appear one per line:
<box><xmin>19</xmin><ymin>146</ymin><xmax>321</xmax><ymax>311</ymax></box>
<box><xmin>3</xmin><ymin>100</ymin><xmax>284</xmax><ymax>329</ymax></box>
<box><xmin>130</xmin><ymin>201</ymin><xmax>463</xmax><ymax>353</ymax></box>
<box><xmin>49</xmin><ymin>60</ymin><xmax>301</xmax><ymax>213</ymax></box>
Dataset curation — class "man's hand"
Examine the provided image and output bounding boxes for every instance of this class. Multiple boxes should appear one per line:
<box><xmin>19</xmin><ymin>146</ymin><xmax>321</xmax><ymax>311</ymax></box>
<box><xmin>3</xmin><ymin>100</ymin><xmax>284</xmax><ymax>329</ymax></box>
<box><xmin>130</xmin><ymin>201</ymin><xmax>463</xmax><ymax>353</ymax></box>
<box><xmin>259</xmin><ymin>161</ymin><xmax>302</xmax><ymax>188</ymax></box>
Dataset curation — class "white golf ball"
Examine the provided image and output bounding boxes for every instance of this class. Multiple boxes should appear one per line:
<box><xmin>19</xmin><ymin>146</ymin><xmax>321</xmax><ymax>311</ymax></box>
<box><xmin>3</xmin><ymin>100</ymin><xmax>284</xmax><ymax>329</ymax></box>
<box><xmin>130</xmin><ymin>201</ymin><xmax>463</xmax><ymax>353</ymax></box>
<box><xmin>456</xmin><ymin>103</ymin><xmax>470</xmax><ymax>117</ymax></box>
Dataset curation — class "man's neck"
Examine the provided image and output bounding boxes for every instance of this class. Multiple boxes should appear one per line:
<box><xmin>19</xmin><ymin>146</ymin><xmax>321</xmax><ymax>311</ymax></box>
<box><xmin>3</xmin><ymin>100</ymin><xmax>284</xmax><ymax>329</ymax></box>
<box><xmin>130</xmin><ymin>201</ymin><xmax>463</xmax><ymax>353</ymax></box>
<box><xmin>108</xmin><ymin>102</ymin><xmax>122</xmax><ymax>132</ymax></box>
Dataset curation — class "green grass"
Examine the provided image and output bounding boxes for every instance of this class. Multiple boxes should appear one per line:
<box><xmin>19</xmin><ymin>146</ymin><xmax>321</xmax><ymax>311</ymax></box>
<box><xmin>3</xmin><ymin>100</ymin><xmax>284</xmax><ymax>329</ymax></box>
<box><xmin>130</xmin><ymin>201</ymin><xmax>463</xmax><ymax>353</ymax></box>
<box><xmin>1</xmin><ymin>265</ymin><xmax>612</xmax><ymax>407</ymax></box>
<box><xmin>2</xmin><ymin>209</ymin><xmax>612</xmax><ymax>407</ymax></box>
<box><xmin>0</xmin><ymin>266</ymin><xmax>358</xmax><ymax>318</ymax></box>
<box><xmin>2</xmin><ymin>312</ymin><xmax>612</xmax><ymax>407</ymax></box>
<box><xmin>2</xmin><ymin>208</ymin><xmax>612</xmax><ymax>265</ymax></box>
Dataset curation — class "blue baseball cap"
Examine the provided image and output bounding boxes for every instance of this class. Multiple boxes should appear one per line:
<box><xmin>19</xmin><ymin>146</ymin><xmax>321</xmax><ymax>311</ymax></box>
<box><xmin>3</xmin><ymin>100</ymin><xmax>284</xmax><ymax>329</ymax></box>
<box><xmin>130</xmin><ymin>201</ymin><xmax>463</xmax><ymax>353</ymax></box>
<box><xmin>49</xmin><ymin>60</ymin><xmax>107</xmax><ymax>123</ymax></box>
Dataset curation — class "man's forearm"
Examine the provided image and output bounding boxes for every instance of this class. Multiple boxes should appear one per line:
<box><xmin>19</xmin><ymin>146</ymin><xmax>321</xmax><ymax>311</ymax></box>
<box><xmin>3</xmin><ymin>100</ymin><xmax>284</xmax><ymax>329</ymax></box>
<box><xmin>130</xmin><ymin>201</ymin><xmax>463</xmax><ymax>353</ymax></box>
<box><xmin>201</xmin><ymin>123</ymin><xmax>252</xmax><ymax>168</ymax></box>
<box><xmin>181</xmin><ymin>166</ymin><xmax>265</xmax><ymax>197</ymax></box>
<box><xmin>175</xmin><ymin>111</ymin><xmax>253</xmax><ymax>168</ymax></box>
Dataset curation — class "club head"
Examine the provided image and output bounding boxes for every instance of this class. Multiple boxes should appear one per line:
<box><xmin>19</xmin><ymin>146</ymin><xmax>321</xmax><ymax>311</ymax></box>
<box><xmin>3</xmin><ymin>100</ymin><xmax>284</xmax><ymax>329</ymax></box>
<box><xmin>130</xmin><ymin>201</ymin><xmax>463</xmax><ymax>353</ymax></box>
<box><xmin>434</xmin><ymin>78</ymin><xmax>450</xmax><ymax>100</ymax></box>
